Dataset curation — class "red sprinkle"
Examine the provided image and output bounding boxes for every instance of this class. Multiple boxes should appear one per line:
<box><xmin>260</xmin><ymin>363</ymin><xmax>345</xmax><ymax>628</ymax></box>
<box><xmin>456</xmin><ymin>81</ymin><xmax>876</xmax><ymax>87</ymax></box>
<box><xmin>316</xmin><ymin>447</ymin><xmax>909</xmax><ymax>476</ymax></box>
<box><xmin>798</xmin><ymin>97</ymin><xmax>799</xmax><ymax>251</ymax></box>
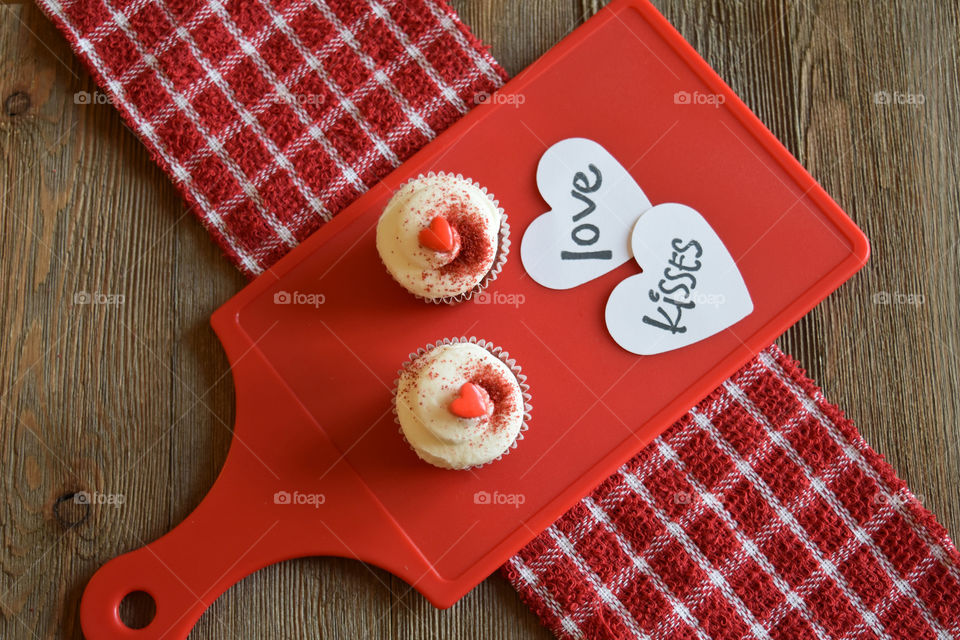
<box><xmin>471</xmin><ymin>366</ymin><xmax>518</xmax><ymax>433</ymax></box>
<box><xmin>414</xmin><ymin>190</ymin><xmax>497</xmax><ymax>292</ymax></box>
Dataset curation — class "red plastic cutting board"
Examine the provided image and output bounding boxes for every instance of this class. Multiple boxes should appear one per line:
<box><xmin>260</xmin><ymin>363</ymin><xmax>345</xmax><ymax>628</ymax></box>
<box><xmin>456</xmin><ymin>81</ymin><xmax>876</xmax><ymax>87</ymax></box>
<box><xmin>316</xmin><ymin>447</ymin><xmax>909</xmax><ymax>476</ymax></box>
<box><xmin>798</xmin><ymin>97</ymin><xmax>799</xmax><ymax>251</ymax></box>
<box><xmin>80</xmin><ymin>1</ymin><xmax>869</xmax><ymax>637</ymax></box>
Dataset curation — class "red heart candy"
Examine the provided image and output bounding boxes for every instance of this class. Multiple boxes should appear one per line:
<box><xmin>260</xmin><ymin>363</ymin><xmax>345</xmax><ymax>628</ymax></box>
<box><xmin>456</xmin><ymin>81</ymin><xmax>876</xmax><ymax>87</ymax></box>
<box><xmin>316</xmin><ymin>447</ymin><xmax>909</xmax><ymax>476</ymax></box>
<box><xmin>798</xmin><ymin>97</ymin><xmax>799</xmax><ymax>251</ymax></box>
<box><xmin>418</xmin><ymin>216</ymin><xmax>458</xmax><ymax>253</ymax></box>
<box><xmin>449</xmin><ymin>382</ymin><xmax>493</xmax><ymax>419</ymax></box>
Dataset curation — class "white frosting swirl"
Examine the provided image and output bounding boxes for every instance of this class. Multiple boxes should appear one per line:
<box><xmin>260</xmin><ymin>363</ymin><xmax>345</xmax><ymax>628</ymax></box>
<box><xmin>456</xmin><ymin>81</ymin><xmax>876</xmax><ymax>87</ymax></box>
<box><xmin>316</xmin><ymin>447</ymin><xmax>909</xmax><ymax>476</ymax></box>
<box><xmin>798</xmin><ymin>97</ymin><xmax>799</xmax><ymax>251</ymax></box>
<box><xmin>397</xmin><ymin>343</ymin><xmax>524</xmax><ymax>469</ymax></box>
<box><xmin>376</xmin><ymin>174</ymin><xmax>501</xmax><ymax>299</ymax></box>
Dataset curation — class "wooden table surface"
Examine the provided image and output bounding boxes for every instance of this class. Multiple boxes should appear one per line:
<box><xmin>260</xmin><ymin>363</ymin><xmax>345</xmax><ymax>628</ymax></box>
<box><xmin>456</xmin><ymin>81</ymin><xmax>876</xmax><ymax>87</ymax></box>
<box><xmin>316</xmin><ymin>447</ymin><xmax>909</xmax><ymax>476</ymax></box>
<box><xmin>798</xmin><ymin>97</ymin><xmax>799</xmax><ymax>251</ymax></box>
<box><xmin>1</xmin><ymin>0</ymin><xmax>958</xmax><ymax>638</ymax></box>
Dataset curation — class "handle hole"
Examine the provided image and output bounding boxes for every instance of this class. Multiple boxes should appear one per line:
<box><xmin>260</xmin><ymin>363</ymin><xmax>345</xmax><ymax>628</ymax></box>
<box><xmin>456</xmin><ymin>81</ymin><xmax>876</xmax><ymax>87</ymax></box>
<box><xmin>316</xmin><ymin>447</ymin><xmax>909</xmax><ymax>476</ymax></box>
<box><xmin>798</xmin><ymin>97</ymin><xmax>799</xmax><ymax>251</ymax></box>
<box><xmin>119</xmin><ymin>590</ymin><xmax>156</xmax><ymax>630</ymax></box>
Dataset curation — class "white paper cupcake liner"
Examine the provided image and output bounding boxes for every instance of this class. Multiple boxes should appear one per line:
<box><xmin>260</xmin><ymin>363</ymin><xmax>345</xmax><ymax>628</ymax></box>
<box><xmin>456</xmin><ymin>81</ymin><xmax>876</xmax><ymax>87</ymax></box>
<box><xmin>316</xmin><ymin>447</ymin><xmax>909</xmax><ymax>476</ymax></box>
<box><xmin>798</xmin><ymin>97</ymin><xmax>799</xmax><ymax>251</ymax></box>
<box><xmin>392</xmin><ymin>337</ymin><xmax>532</xmax><ymax>470</ymax></box>
<box><xmin>379</xmin><ymin>171</ymin><xmax>510</xmax><ymax>305</ymax></box>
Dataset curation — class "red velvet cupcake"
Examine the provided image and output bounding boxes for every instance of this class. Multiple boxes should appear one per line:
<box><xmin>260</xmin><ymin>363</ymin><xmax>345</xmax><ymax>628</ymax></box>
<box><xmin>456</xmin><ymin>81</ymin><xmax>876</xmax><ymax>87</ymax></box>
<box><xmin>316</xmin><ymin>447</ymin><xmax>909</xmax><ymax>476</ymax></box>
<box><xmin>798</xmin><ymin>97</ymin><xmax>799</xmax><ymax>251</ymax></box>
<box><xmin>376</xmin><ymin>172</ymin><xmax>509</xmax><ymax>303</ymax></box>
<box><xmin>393</xmin><ymin>338</ymin><xmax>531</xmax><ymax>470</ymax></box>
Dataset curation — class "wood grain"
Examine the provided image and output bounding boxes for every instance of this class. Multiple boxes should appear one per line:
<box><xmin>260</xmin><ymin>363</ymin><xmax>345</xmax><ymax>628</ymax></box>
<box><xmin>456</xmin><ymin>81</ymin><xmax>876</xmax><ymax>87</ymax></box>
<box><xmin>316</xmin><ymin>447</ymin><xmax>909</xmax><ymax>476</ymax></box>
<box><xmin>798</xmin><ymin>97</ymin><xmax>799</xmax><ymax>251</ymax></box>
<box><xmin>1</xmin><ymin>0</ymin><xmax>958</xmax><ymax>638</ymax></box>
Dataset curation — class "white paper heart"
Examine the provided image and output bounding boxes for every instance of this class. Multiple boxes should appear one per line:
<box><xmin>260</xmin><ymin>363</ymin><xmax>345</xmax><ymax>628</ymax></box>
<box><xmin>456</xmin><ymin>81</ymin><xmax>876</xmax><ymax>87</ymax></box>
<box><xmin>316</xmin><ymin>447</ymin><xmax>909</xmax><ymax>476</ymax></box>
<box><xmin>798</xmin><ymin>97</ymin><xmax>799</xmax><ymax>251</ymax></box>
<box><xmin>605</xmin><ymin>203</ymin><xmax>753</xmax><ymax>355</ymax></box>
<box><xmin>520</xmin><ymin>138</ymin><xmax>652</xmax><ymax>289</ymax></box>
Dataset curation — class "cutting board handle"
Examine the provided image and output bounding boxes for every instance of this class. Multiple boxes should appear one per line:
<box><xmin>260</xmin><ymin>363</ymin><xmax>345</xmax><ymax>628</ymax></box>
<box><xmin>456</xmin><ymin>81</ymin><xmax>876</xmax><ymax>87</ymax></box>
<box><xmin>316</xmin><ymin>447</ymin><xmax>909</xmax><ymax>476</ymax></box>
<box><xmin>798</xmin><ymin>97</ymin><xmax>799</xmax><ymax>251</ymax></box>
<box><xmin>79</xmin><ymin>348</ymin><xmax>436</xmax><ymax>638</ymax></box>
<box><xmin>79</xmin><ymin>470</ymin><xmax>431</xmax><ymax>639</ymax></box>
<box><xmin>78</xmin><ymin>480</ymin><xmax>281</xmax><ymax>639</ymax></box>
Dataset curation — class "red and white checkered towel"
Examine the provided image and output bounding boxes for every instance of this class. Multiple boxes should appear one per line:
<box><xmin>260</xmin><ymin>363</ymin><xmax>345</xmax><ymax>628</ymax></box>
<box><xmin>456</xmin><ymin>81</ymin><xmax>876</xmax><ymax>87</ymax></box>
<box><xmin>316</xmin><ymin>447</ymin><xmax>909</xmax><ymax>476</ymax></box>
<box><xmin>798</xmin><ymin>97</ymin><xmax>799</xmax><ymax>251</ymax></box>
<box><xmin>36</xmin><ymin>0</ymin><xmax>960</xmax><ymax>638</ymax></box>
<box><xmin>504</xmin><ymin>346</ymin><xmax>960</xmax><ymax>639</ymax></box>
<box><xmin>39</xmin><ymin>0</ymin><xmax>506</xmax><ymax>277</ymax></box>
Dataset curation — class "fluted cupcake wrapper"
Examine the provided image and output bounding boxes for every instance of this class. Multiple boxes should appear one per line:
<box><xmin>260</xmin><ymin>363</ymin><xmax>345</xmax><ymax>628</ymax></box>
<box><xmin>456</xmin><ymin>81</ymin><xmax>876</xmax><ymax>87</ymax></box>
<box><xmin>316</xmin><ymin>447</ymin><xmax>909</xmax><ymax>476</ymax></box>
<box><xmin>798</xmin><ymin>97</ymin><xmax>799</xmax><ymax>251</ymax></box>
<box><xmin>379</xmin><ymin>171</ymin><xmax>510</xmax><ymax>305</ymax></box>
<box><xmin>392</xmin><ymin>337</ymin><xmax>532</xmax><ymax>470</ymax></box>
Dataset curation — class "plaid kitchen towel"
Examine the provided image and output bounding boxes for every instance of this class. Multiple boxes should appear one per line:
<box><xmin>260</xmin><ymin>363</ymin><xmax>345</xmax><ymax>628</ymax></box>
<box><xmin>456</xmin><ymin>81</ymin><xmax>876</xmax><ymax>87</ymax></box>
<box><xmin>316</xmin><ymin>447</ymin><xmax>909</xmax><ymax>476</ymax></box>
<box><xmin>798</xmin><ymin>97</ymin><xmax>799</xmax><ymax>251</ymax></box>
<box><xmin>37</xmin><ymin>0</ymin><xmax>506</xmax><ymax>277</ymax></box>
<box><xmin>34</xmin><ymin>0</ymin><xmax>960</xmax><ymax>638</ymax></box>
<box><xmin>503</xmin><ymin>345</ymin><xmax>960</xmax><ymax>639</ymax></box>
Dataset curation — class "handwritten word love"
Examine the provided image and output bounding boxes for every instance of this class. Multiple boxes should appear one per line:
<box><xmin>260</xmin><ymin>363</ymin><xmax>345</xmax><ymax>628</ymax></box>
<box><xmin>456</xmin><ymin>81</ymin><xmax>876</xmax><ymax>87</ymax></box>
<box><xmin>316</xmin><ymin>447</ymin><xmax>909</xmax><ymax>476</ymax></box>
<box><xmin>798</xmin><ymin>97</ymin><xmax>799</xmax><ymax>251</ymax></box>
<box><xmin>559</xmin><ymin>164</ymin><xmax>613</xmax><ymax>262</ymax></box>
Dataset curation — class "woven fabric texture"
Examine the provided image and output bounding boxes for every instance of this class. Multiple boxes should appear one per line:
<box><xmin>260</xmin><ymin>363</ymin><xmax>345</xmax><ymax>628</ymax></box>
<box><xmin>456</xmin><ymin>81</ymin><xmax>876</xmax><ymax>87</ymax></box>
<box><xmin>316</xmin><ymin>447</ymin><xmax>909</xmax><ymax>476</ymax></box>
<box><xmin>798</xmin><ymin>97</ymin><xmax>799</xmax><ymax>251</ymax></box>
<box><xmin>503</xmin><ymin>345</ymin><xmax>960</xmax><ymax>639</ymax></box>
<box><xmin>35</xmin><ymin>1</ymin><xmax>960</xmax><ymax>638</ymax></box>
<box><xmin>38</xmin><ymin>0</ymin><xmax>506</xmax><ymax>277</ymax></box>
